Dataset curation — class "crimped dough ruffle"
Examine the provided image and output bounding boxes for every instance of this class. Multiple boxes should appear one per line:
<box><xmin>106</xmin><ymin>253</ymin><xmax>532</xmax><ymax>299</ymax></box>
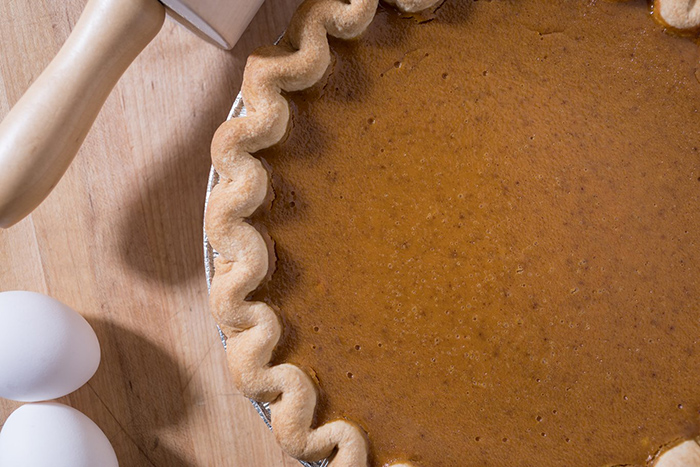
<box><xmin>206</xmin><ymin>0</ymin><xmax>440</xmax><ymax>465</ymax></box>
<box><xmin>655</xmin><ymin>440</ymin><xmax>700</xmax><ymax>466</ymax></box>
<box><xmin>655</xmin><ymin>0</ymin><xmax>700</xmax><ymax>30</ymax></box>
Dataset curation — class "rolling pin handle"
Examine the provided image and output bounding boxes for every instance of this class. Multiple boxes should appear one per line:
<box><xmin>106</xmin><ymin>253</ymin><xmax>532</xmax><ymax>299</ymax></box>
<box><xmin>0</xmin><ymin>0</ymin><xmax>165</xmax><ymax>228</ymax></box>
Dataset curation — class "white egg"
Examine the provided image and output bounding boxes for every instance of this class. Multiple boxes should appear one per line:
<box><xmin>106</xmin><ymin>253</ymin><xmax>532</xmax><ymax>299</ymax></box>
<box><xmin>0</xmin><ymin>402</ymin><xmax>118</xmax><ymax>466</ymax></box>
<box><xmin>0</xmin><ymin>291</ymin><xmax>100</xmax><ymax>402</ymax></box>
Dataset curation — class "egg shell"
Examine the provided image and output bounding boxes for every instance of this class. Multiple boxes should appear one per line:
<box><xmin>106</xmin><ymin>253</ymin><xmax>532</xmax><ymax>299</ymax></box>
<box><xmin>0</xmin><ymin>291</ymin><xmax>100</xmax><ymax>401</ymax></box>
<box><xmin>0</xmin><ymin>402</ymin><xmax>118</xmax><ymax>467</ymax></box>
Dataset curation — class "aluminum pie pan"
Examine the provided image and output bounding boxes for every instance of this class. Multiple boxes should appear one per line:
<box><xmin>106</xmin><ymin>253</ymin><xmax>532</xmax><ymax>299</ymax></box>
<box><xmin>203</xmin><ymin>92</ymin><xmax>329</xmax><ymax>467</ymax></box>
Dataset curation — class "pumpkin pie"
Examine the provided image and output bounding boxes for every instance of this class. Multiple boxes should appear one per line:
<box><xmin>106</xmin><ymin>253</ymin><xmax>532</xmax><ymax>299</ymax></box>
<box><xmin>205</xmin><ymin>0</ymin><xmax>700</xmax><ymax>465</ymax></box>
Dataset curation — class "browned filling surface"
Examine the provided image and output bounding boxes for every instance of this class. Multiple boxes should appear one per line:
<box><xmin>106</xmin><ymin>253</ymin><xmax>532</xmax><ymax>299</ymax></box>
<box><xmin>250</xmin><ymin>1</ymin><xmax>700</xmax><ymax>466</ymax></box>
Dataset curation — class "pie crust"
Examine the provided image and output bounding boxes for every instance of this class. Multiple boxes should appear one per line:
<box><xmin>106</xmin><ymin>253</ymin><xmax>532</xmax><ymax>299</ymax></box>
<box><xmin>205</xmin><ymin>0</ymin><xmax>700</xmax><ymax>465</ymax></box>
<box><xmin>655</xmin><ymin>0</ymin><xmax>700</xmax><ymax>31</ymax></box>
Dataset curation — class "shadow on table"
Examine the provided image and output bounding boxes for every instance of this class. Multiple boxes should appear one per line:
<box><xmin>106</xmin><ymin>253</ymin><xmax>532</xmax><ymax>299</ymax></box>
<box><xmin>61</xmin><ymin>318</ymin><xmax>195</xmax><ymax>467</ymax></box>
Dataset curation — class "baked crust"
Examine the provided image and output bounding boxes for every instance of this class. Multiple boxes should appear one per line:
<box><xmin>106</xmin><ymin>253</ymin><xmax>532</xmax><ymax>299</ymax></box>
<box><xmin>655</xmin><ymin>0</ymin><xmax>700</xmax><ymax>31</ymax></box>
<box><xmin>656</xmin><ymin>440</ymin><xmax>700</xmax><ymax>466</ymax></box>
<box><xmin>206</xmin><ymin>0</ymin><xmax>700</xmax><ymax>465</ymax></box>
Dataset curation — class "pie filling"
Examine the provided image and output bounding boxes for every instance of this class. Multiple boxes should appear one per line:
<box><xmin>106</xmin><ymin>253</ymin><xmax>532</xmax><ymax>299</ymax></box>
<box><xmin>250</xmin><ymin>1</ymin><xmax>700</xmax><ymax>465</ymax></box>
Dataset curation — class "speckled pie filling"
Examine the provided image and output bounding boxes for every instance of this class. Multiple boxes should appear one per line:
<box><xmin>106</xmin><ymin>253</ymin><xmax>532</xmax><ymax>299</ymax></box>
<box><xmin>250</xmin><ymin>1</ymin><xmax>700</xmax><ymax>466</ymax></box>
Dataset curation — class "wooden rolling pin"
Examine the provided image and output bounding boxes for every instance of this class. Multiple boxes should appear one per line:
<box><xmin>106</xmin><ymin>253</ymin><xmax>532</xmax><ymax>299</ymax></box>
<box><xmin>0</xmin><ymin>0</ymin><xmax>264</xmax><ymax>228</ymax></box>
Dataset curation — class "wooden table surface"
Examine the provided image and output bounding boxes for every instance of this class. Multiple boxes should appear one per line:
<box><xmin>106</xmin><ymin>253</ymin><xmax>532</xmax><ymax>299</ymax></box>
<box><xmin>0</xmin><ymin>1</ymin><xmax>302</xmax><ymax>465</ymax></box>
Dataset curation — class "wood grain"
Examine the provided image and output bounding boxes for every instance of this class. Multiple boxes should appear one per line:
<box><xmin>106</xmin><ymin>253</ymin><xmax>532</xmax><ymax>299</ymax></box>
<box><xmin>0</xmin><ymin>0</ymin><xmax>301</xmax><ymax>465</ymax></box>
